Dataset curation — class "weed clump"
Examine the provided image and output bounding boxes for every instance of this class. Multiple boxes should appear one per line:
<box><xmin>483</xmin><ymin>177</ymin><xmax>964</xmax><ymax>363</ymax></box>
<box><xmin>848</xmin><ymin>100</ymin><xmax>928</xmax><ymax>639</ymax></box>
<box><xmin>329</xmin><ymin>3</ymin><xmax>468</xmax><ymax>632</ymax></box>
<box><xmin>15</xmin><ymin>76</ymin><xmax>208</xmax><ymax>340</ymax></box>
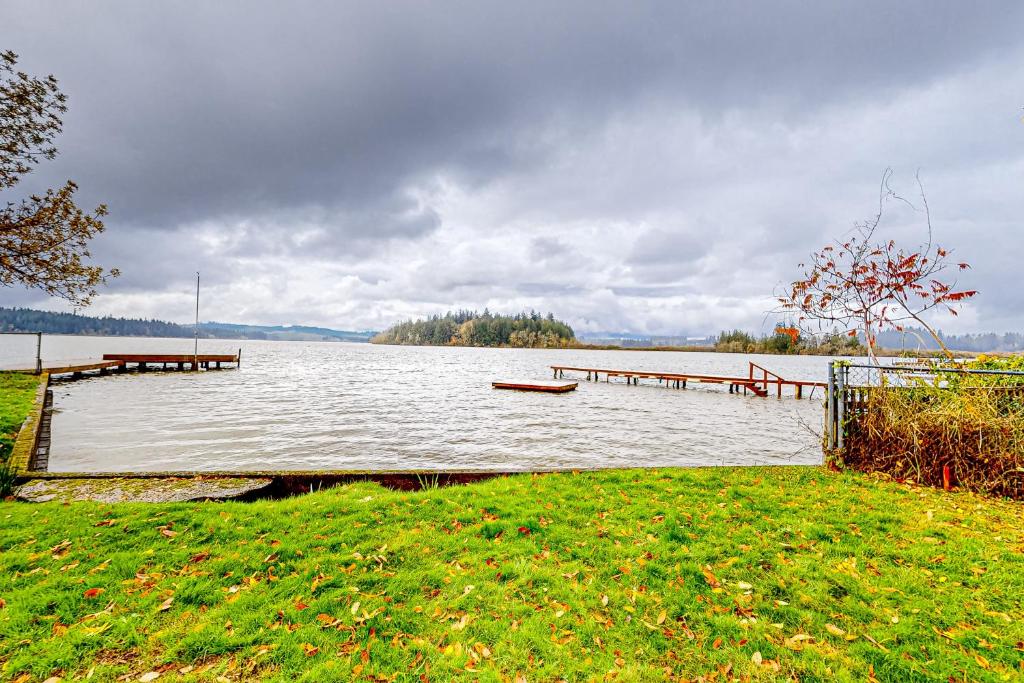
<box><xmin>841</xmin><ymin>357</ymin><xmax>1024</xmax><ymax>498</ymax></box>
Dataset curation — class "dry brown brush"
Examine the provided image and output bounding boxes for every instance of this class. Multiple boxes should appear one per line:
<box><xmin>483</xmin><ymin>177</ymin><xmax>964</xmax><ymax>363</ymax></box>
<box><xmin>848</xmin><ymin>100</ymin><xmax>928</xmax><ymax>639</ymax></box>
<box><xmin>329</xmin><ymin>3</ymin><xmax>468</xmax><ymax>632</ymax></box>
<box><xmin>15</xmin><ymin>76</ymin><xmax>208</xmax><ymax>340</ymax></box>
<box><xmin>841</xmin><ymin>378</ymin><xmax>1024</xmax><ymax>499</ymax></box>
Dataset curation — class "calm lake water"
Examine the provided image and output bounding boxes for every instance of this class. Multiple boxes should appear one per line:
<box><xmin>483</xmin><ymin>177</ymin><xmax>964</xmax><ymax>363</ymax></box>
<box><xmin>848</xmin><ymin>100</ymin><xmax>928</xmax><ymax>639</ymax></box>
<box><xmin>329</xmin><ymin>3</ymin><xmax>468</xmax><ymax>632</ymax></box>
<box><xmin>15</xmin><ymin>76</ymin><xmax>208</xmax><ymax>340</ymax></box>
<box><xmin>16</xmin><ymin>336</ymin><xmax>847</xmax><ymax>472</ymax></box>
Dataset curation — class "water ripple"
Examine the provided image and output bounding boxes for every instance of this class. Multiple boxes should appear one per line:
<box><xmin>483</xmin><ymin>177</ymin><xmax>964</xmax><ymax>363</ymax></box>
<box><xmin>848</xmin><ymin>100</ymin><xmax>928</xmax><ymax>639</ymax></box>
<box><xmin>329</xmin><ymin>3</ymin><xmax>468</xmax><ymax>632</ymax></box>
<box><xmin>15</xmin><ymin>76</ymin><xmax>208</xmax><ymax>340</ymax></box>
<box><xmin>44</xmin><ymin>338</ymin><xmax>834</xmax><ymax>472</ymax></box>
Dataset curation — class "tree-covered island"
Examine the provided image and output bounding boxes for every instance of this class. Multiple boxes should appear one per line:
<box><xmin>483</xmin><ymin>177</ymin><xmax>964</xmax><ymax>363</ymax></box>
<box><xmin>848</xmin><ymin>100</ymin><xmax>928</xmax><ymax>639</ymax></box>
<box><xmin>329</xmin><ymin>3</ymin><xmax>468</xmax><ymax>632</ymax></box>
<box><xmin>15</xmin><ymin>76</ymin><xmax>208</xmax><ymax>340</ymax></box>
<box><xmin>371</xmin><ymin>310</ymin><xmax>576</xmax><ymax>348</ymax></box>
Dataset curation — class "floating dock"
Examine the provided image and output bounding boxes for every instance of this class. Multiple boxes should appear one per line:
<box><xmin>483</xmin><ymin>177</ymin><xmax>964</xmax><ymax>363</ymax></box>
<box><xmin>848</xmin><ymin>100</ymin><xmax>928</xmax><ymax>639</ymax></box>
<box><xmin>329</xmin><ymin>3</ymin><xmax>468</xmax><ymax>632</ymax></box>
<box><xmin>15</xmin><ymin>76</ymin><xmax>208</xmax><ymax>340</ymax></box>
<box><xmin>493</xmin><ymin>380</ymin><xmax>578</xmax><ymax>393</ymax></box>
<box><xmin>551</xmin><ymin>361</ymin><xmax>824</xmax><ymax>399</ymax></box>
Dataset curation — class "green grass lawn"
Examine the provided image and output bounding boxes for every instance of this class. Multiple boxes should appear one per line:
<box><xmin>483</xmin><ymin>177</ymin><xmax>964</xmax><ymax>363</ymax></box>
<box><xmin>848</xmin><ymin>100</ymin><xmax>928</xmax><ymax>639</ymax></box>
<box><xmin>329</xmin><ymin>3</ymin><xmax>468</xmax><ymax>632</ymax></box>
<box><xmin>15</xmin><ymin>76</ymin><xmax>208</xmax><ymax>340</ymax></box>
<box><xmin>0</xmin><ymin>373</ymin><xmax>40</xmax><ymax>448</ymax></box>
<box><xmin>1</xmin><ymin>467</ymin><xmax>1021</xmax><ymax>681</ymax></box>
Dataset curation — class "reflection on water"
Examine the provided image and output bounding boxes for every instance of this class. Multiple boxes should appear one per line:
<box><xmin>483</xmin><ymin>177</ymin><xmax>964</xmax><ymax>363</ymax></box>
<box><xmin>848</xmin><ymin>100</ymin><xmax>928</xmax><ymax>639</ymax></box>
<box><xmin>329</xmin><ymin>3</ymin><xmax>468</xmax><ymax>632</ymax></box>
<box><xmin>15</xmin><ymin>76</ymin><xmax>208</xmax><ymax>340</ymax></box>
<box><xmin>42</xmin><ymin>337</ymin><xmax>837</xmax><ymax>471</ymax></box>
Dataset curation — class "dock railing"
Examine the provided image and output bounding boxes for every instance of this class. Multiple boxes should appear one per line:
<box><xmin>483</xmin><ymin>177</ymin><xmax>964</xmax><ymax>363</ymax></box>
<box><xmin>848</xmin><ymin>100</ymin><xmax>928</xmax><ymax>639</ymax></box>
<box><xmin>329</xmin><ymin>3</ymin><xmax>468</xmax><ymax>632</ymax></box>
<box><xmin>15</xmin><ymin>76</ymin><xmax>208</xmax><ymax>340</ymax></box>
<box><xmin>748</xmin><ymin>361</ymin><xmax>788</xmax><ymax>398</ymax></box>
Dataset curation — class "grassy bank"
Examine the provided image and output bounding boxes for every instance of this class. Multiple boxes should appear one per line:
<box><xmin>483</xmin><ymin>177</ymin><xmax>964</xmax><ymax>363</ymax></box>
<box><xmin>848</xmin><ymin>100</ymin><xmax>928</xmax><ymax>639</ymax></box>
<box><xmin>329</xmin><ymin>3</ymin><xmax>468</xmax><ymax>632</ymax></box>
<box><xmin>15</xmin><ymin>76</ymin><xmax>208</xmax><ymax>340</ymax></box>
<box><xmin>1</xmin><ymin>467</ymin><xmax>1022</xmax><ymax>681</ymax></box>
<box><xmin>0</xmin><ymin>373</ymin><xmax>41</xmax><ymax>489</ymax></box>
<box><xmin>0</xmin><ymin>373</ymin><xmax>40</xmax><ymax>448</ymax></box>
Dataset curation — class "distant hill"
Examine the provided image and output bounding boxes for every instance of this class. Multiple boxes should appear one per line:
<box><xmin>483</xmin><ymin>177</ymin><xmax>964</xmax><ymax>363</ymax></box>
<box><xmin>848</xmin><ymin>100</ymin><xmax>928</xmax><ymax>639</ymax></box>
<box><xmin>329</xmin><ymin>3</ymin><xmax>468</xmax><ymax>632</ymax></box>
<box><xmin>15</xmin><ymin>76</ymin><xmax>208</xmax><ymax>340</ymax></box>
<box><xmin>0</xmin><ymin>307</ymin><xmax>375</xmax><ymax>342</ymax></box>
<box><xmin>372</xmin><ymin>310</ymin><xmax>575</xmax><ymax>348</ymax></box>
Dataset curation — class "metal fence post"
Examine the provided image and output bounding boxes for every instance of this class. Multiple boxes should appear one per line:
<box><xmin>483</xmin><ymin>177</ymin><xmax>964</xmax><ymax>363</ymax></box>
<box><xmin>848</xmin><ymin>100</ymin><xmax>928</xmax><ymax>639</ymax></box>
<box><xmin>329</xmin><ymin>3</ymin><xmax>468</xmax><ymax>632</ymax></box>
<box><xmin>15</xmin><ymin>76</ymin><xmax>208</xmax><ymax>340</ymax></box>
<box><xmin>35</xmin><ymin>332</ymin><xmax>42</xmax><ymax>374</ymax></box>
<box><xmin>826</xmin><ymin>361</ymin><xmax>836</xmax><ymax>450</ymax></box>
<box><xmin>836</xmin><ymin>363</ymin><xmax>846</xmax><ymax>451</ymax></box>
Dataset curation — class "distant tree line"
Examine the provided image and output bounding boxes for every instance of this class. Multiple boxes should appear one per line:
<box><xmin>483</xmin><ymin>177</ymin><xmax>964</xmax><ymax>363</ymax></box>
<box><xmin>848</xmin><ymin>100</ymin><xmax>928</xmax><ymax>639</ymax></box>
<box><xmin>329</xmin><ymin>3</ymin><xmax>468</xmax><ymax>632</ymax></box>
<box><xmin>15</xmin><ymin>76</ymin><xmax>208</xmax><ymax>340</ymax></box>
<box><xmin>715</xmin><ymin>329</ymin><xmax>865</xmax><ymax>355</ymax></box>
<box><xmin>0</xmin><ymin>307</ymin><xmax>191</xmax><ymax>337</ymax></box>
<box><xmin>0</xmin><ymin>307</ymin><xmax>373</xmax><ymax>341</ymax></box>
<box><xmin>874</xmin><ymin>328</ymin><xmax>1024</xmax><ymax>353</ymax></box>
<box><xmin>372</xmin><ymin>310</ymin><xmax>576</xmax><ymax>348</ymax></box>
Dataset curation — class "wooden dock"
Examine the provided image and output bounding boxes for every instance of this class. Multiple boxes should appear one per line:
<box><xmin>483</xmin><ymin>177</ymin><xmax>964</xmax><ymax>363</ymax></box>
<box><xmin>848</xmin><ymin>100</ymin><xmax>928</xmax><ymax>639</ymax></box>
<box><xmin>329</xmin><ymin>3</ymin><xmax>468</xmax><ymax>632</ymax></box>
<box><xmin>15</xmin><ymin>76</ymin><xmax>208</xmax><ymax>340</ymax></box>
<box><xmin>4</xmin><ymin>351</ymin><xmax>241</xmax><ymax>377</ymax></box>
<box><xmin>551</xmin><ymin>361</ymin><xmax>825</xmax><ymax>399</ymax></box>
<box><xmin>102</xmin><ymin>353</ymin><xmax>241</xmax><ymax>372</ymax></box>
<box><xmin>493</xmin><ymin>380</ymin><xmax>578</xmax><ymax>393</ymax></box>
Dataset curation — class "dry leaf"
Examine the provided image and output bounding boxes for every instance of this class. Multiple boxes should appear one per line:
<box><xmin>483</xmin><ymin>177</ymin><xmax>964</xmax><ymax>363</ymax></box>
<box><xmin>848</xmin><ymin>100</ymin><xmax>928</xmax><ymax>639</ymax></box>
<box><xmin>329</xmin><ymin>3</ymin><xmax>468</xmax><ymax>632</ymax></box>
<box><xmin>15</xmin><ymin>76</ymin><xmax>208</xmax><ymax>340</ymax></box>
<box><xmin>825</xmin><ymin>623</ymin><xmax>845</xmax><ymax>637</ymax></box>
<box><xmin>139</xmin><ymin>673</ymin><xmax>160</xmax><ymax>682</ymax></box>
<box><xmin>157</xmin><ymin>596</ymin><xmax>174</xmax><ymax>612</ymax></box>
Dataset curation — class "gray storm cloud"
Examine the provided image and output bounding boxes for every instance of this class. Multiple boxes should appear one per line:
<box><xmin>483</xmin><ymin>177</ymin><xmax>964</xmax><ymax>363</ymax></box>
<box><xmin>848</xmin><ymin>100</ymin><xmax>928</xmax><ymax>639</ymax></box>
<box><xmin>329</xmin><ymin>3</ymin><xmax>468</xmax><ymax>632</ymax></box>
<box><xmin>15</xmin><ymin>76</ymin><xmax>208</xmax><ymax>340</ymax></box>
<box><xmin>1</xmin><ymin>1</ymin><xmax>1022</xmax><ymax>334</ymax></box>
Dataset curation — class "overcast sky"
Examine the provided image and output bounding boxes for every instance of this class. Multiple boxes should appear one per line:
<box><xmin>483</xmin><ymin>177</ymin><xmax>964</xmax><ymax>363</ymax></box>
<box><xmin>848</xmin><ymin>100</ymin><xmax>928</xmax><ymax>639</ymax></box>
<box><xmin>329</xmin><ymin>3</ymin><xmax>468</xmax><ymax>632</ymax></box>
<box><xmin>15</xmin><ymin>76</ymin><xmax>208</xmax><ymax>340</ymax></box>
<box><xmin>2</xmin><ymin>2</ymin><xmax>1022</xmax><ymax>335</ymax></box>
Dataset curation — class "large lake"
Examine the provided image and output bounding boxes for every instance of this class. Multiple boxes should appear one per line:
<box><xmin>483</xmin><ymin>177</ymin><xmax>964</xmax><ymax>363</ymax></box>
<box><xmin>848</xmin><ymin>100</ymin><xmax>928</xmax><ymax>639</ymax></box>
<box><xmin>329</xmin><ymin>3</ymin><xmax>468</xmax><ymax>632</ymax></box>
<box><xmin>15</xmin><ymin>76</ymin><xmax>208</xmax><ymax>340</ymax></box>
<box><xmin>13</xmin><ymin>336</ymin><xmax>847</xmax><ymax>472</ymax></box>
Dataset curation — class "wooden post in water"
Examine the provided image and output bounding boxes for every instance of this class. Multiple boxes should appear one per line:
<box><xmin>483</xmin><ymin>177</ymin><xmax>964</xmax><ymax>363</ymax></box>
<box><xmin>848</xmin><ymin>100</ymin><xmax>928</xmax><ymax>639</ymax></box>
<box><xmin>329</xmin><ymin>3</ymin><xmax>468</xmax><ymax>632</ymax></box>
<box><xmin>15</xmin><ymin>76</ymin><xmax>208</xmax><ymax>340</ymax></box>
<box><xmin>193</xmin><ymin>271</ymin><xmax>200</xmax><ymax>371</ymax></box>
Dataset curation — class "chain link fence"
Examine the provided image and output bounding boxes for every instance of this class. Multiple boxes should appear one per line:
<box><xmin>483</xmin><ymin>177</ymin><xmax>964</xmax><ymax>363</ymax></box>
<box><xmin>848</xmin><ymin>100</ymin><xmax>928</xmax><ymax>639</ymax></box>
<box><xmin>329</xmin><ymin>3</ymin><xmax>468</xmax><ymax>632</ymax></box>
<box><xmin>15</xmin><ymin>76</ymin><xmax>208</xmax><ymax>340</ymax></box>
<box><xmin>825</xmin><ymin>360</ymin><xmax>1024</xmax><ymax>498</ymax></box>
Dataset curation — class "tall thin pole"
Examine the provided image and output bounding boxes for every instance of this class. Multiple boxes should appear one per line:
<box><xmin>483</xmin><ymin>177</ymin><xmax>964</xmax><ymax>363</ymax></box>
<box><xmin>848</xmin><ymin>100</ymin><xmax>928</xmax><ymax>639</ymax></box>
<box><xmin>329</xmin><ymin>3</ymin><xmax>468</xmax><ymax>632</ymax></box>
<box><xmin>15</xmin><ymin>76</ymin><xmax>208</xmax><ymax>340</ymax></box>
<box><xmin>194</xmin><ymin>271</ymin><xmax>200</xmax><ymax>370</ymax></box>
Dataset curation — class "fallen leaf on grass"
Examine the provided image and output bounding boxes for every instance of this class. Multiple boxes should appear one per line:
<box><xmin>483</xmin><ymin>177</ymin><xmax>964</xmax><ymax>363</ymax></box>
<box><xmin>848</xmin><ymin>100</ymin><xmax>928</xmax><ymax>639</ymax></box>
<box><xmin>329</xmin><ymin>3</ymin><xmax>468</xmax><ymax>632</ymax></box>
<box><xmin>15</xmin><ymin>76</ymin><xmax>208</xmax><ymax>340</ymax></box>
<box><xmin>160</xmin><ymin>529</ymin><xmax>177</xmax><ymax>538</ymax></box>
<box><xmin>825</xmin><ymin>623</ymin><xmax>846</xmax><ymax>637</ymax></box>
<box><xmin>139</xmin><ymin>672</ymin><xmax>161</xmax><ymax>682</ymax></box>
<box><xmin>157</xmin><ymin>596</ymin><xmax>174</xmax><ymax>612</ymax></box>
<box><xmin>302</xmin><ymin>643</ymin><xmax>319</xmax><ymax>656</ymax></box>
<box><xmin>83</xmin><ymin>588</ymin><xmax>105</xmax><ymax>599</ymax></box>
<box><xmin>316</xmin><ymin>613</ymin><xmax>342</xmax><ymax>628</ymax></box>
<box><xmin>751</xmin><ymin>651</ymin><xmax>763</xmax><ymax>665</ymax></box>
<box><xmin>702</xmin><ymin>566</ymin><xmax>720</xmax><ymax>588</ymax></box>
<box><xmin>863</xmin><ymin>633</ymin><xmax>889</xmax><ymax>652</ymax></box>
<box><xmin>784</xmin><ymin>633</ymin><xmax>814</xmax><ymax>649</ymax></box>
